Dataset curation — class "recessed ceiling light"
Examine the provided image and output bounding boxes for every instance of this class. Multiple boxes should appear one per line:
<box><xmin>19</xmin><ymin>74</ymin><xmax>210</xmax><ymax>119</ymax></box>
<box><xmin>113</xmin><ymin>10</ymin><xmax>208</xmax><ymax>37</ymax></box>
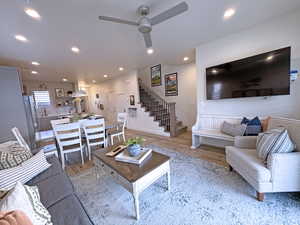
<box><xmin>212</xmin><ymin>69</ymin><xmax>218</xmax><ymax>74</ymax></box>
<box><xmin>25</xmin><ymin>8</ymin><xmax>41</xmax><ymax>19</ymax></box>
<box><xmin>31</xmin><ymin>71</ymin><xmax>38</xmax><ymax>74</ymax></box>
<box><xmin>104</xmin><ymin>74</ymin><xmax>108</xmax><ymax>78</ymax></box>
<box><xmin>92</xmin><ymin>80</ymin><xmax>96</xmax><ymax>83</ymax></box>
<box><xmin>32</xmin><ymin>61</ymin><xmax>40</xmax><ymax>66</ymax></box>
<box><xmin>266</xmin><ymin>55</ymin><xmax>274</xmax><ymax>61</ymax></box>
<box><xmin>62</xmin><ymin>78</ymin><xmax>68</xmax><ymax>82</ymax></box>
<box><xmin>119</xmin><ymin>67</ymin><xmax>124</xmax><ymax>71</ymax></box>
<box><xmin>224</xmin><ymin>8</ymin><xmax>235</xmax><ymax>19</ymax></box>
<box><xmin>147</xmin><ymin>48</ymin><xmax>154</xmax><ymax>55</ymax></box>
<box><xmin>71</xmin><ymin>46</ymin><xmax>80</xmax><ymax>53</ymax></box>
<box><xmin>183</xmin><ymin>57</ymin><xmax>189</xmax><ymax>61</ymax></box>
<box><xmin>15</xmin><ymin>35</ymin><xmax>28</xmax><ymax>42</ymax></box>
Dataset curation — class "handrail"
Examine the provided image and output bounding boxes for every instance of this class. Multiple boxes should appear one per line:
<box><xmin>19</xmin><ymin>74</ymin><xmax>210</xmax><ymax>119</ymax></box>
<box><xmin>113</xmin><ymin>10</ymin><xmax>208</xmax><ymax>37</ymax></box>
<box><xmin>138</xmin><ymin>79</ymin><xmax>170</xmax><ymax>105</ymax></box>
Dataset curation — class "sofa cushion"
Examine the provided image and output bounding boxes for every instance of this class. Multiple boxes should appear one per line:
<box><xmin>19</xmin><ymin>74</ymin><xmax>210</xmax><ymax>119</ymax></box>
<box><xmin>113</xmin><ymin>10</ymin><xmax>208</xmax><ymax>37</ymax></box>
<box><xmin>34</xmin><ymin>173</ymin><xmax>74</xmax><ymax>208</ymax></box>
<box><xmin>47</xmin><ymin>194</ymin><xmax>94</xmax><ymax>225</ymax></box>
<box><xmin>226</xmin><ymin>146</ymin><xmax>271</xmax><ymax>182</ymax></box>
<box><xmin>26</xmin><ymin>156</ymin><xmax>63</xmax><ymax>186</ymax></box>
<box><xmin>195</xmin><ymin>129</ymin><xmax>234</xmax><ymax>141</ymax></box>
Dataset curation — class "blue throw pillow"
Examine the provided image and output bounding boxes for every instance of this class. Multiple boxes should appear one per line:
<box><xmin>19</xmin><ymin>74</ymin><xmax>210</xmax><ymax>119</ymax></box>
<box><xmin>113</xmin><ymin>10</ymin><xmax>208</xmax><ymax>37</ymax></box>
<box><xmin>241</xmin><ymin>117</ymin><xmax>262</xmax><ymax>136</ymax></box>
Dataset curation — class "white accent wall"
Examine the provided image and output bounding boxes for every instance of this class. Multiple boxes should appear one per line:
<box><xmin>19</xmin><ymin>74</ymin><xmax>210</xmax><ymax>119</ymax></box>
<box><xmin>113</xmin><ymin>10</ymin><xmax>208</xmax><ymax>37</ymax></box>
<box><xmin>193</xmin><ymin>10</ymin><xmax>300</xmax><ymax>131</ymax></box>
<box><xmin>88</xmin><ymin>70</ymin><xmax>170</xmax><ymax>136</ymax></box>
<box><xmin>138</xmin><ymin>63</ymin><xmax>197</xmax><ymax>130</ymax></box>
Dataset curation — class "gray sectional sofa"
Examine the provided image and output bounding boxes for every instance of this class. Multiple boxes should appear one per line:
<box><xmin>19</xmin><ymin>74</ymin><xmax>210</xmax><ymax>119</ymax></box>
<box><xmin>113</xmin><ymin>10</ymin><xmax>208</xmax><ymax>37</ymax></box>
<box><xmin>26</xmin><ymin>156</ymin><xmax>94</xmax><ymax>225</ymax></box>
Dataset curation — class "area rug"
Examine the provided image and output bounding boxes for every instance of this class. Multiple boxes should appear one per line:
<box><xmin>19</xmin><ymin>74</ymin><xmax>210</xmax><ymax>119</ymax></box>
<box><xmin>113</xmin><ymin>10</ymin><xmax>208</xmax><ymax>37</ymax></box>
<box><xmin>70</xmin><ymin>145</ymin><xmax>300</xmax><ymax>225</ymax></box>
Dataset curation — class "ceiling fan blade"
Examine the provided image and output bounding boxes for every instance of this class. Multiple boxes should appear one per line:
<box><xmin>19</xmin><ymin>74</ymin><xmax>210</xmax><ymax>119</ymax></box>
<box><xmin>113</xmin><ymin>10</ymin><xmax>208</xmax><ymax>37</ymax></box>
<box><xmin>150</xmin><ymin>2</ymin><xmax>188</xmax><ymax>25</ymax></box>
<box><xmin>98</xmin><ymin>16</ymin><xmax>139</xmax><ymax>26</ymax></box>
<box><xmin>143</xmin><ymin>33</ymin><xmax>152</xmax><ymax>48</ymax></box>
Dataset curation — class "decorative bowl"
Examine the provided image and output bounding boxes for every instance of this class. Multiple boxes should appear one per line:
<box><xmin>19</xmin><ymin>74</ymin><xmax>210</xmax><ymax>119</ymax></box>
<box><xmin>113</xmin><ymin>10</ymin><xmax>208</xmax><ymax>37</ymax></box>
<box><xmin>127</xmin><ymin>144</ymin><xmax>141</xmax><ymax>157</ymax></box>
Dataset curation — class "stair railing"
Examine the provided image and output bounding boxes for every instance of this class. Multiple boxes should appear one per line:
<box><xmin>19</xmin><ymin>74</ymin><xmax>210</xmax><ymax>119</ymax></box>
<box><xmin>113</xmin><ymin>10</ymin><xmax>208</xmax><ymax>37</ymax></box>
<box><xmin>138</xmin><ymin>79</ymin><xmax>177</xmax><ymax>137</ymax></box>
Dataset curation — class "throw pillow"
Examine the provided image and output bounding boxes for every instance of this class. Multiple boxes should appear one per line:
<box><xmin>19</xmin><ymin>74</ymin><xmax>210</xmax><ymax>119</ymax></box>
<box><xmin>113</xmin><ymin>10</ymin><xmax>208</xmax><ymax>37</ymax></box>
<box><xmin>241</xmin><ymin>116</ymin><xmax>262</xmax><ymax>136</ymax></box>
<box><xmin>0</xmin><ymin>142</ymin><xmax>32</xmax><ymax>170</ymax></box>
<box><xmin>256</xmin><ymin>128</ymin><xmax>296</xmax><ymax>161</ymax></box>
<box><xmin>24</xmin><ymin>185</ymin><xmax>52</xmax><ymax>225</ymax></box>
<box><xmin>0</xmin><ymin>182</ymin><xmax>51</xmax><ymax>225</ymax></box>
<box><xmin>261</xmin><ymin>117</ymin><xmax>271</xmax><ymax>132</ymax></box>
<box><xmin>0</xmin><ymin>151</ymin><xmax>51</xmax><ymax>190</ymax></box>
<box><xmin>221</xmin><ymin>121</ymin><xmax>247</xmax><ymax>137</ymax></box>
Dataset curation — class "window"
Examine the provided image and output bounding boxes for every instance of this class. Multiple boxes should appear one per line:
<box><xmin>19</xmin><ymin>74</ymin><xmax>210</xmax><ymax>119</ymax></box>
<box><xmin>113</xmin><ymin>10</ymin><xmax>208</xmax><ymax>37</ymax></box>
<box><xmin>33</xmin><ymin>91</ymin><xmax>51</xmax><ymax>107</ymax></box>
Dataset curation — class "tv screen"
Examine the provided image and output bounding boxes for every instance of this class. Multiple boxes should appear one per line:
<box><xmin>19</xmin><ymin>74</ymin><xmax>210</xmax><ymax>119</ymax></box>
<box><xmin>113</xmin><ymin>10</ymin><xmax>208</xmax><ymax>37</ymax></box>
<box><xmin>206</xmin><ymin>47</ymin><xmax>291</xmax><ymax>100</ymax></box>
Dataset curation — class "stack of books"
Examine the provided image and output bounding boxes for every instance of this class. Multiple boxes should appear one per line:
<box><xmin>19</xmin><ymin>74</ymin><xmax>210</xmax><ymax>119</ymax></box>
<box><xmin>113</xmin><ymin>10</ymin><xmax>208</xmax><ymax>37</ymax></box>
<box><xmin>115</xmin><ymin>148</ymin><xmax>152</xmax><ymax>165</ymax></box>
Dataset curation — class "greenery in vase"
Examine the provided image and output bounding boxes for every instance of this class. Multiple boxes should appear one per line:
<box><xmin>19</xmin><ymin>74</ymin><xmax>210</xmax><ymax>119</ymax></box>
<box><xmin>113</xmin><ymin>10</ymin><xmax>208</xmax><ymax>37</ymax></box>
<box><xmin>125</xmin><ymin>137</ymin><xmax>144</xmax><ymax>146</ymax></box>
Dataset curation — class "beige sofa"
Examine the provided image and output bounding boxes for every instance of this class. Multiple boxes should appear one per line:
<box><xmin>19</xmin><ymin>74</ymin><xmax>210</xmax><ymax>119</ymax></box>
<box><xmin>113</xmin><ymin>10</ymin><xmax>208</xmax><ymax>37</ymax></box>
<box><xmin>226</xmin><ymin>117</ymin><xmax>300</xmax><ymax>201</ymax></box>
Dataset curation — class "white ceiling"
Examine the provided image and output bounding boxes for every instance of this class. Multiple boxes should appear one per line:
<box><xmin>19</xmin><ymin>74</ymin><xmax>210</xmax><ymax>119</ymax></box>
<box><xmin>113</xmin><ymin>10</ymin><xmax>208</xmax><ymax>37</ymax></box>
<box><xmin>1</xmin><ymin>0</ymin><xmax>300</xmax><ymax>83</ymax></box>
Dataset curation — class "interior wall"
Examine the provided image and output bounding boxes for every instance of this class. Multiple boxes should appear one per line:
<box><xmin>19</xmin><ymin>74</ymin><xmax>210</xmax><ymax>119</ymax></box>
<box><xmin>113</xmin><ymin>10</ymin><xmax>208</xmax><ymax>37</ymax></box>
<box><xmin>194</xmin><ymin>10</ymin><xmax>300</xmax><ymax>131</ymax></box>
<box><xmin>22</xmin><ymin>80</ymin><xmax>75</xmax><ymax>117</ymax></box>
<box><xmin>138</xmin><ymin>63</ymin><xmax>197</xmax><ymax>130</ymax></box>
<box><xmin>88</xmin><ymin>70</ymin><xmax>169</xmax><ymax>136</ymax></box>
<box><xmin>0</xmin><ymin>67</ymin><xmax>29</xmax><ymax>143</ymax></box>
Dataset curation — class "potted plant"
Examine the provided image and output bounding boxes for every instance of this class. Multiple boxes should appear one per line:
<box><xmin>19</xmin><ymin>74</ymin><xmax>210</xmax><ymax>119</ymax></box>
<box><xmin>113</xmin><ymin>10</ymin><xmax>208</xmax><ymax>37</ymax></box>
<box><xmin>125</xmin><ymin>137</ymin><xmax>144</xmax><ymax>157</ymax></box>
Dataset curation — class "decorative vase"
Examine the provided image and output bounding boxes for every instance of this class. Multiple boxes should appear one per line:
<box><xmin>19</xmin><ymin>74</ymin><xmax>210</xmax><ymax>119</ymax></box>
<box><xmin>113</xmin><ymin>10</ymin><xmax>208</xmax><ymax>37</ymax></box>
<box><xmin>127</xmin><ymin>144</ymin><xmax>141</xmax><ymax>157</ymax></box>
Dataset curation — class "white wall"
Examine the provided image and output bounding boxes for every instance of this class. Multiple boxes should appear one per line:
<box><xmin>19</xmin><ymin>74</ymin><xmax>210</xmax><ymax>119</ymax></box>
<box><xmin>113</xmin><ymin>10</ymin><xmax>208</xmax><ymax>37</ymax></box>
<box><xmin>138</xmin><ymin>63</ymin><xmax>197</xmax><ymax>130</ymax></box>
<box><xmin>23</xmin><ymin>80</ymin><xmax>75</xmax><ymax>117</ymax></box>
<box><xmin>88</xmin><ymin>71</ymin><xmax>169</xmax><ymax>136</ymax></box>
<box><xmin>194</xmin><ymin>10</ymin><xmax>300</xmax><ymax>131</ymax></box>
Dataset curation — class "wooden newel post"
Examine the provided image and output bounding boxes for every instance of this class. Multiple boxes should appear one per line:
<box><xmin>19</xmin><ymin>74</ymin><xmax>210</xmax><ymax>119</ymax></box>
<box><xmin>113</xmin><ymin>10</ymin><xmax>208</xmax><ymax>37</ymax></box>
<box><xmin>169</xmin><ymin>102</ymin><xmax>176</xmax><ymax>137</ymax></box>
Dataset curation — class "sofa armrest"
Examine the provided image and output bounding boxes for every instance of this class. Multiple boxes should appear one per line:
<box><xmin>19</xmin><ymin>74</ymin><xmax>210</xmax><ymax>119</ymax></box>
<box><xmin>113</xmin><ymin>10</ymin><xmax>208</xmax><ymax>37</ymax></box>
<box><xmin>234</xmin><ymin>136</ymin><xmax>257</xmax><ymax>149</ymax></box>
<box><xmin>268</xmin><ymin>152</ymin><xmax>300</xmax><ymax>183</ymax></box>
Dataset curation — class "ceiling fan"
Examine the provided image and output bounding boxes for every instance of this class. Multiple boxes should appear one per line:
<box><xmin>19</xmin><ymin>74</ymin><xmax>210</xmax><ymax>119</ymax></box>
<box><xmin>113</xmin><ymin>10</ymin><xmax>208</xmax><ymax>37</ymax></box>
<box><xmin>98</xmin><ymin>2</ymin><xmax>188</xmax><ymax>51</ymax></box>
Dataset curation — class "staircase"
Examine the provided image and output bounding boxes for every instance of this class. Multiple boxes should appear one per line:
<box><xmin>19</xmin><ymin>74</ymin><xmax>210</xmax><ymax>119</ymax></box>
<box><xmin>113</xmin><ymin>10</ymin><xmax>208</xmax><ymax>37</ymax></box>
<box><xmin>138</xmin><ymin>79</ymin><xmax>187</xmax><ymax>137</ymax></box>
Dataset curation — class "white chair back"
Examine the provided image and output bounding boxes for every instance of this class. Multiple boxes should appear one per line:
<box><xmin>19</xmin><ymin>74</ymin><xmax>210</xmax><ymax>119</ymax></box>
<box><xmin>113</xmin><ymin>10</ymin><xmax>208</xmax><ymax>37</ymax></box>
<box><xmin>50</xmin><ymin>118</ymin><xmax>70</xmax><ymax>129</ymax></box>
<box><xmin>53</xmin><ymin>122</ymin><xmax>82</xmax><ymax>148</ymax></box>
<box><xmin>11</xmin><ymin>127</ymin><xmax>30</xmax><ymax>152</ymax></box>
<box><xmin>82</xmin><ymin>119</ymin><xmax>106</xmax><ymax>159</ymax></box>
<box><xmin>117</xmin><ymin>113</ymin><xmax>127</xmax><ymax>131</ymax></box>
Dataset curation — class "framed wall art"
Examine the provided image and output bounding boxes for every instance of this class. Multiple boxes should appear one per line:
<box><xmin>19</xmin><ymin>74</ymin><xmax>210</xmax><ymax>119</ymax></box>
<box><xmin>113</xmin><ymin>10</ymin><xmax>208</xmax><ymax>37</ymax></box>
<box><xmin>165</xmin><ymin>73</ymin><xmax>178</xmax><ymax>96</ymax></box>
<box><xmin>55</xmin><ymin>88</ymin><xmax>65</xmax><ymax>98</ymax></box>
<box><xmin>130</xmin><ymin>95</ymin><xmax>135</xmax><ymax>106</ymax></box>
<box><xmin>151</xmin><ymin>64</ymin><xmax>161</xmax><ymax>87</ymax></box>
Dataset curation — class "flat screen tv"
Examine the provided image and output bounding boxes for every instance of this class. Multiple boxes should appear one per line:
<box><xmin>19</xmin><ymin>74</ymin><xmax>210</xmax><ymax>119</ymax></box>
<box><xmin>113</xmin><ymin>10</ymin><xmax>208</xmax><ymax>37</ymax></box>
<box><xmin>206</xmin><ymin>47</ymin><xmax>291</xmax><ymax>100</ymax></box>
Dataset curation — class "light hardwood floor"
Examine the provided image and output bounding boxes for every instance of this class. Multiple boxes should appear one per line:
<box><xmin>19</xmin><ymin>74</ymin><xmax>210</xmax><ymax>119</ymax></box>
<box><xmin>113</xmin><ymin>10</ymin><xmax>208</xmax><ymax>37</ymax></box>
<box><xmin>66</xmin><ymin>129</ymin><xmax>227</xmax><ymax>176</ymax></box>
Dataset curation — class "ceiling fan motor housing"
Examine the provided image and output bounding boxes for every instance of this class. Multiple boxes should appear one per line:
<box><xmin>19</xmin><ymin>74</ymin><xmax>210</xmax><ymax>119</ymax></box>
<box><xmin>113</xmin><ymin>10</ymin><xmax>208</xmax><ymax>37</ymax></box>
<box><xmin>138</xmin><ymin>17</ymin><xmax>152</xmax><ymax>33</ymax></box>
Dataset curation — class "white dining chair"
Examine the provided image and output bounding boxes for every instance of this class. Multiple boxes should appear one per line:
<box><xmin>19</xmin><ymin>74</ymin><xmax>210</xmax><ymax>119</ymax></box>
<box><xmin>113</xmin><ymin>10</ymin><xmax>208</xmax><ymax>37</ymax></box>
<box><xmin>12</xmin><ymin>127</ymin><xmax>58</xmax><ymax>157</ymax></box>
<box><xmin>53</xmin><ymin>122</ymin><xmax>84</xmax><ymax>169</ymax></box>
<box><xmin>82</xmin><ymin>119</ymin><xmax>106</xmax><ymax>160</ymax></box>
<box><xmin>11</xmin><ymin>127</ymin><xmax>31</xmax><ymax>152</ymax></box>
<box><xmin>109</xmin><ymin>113</ymin><xmax>127</xmax><ymax>145</ymax></box>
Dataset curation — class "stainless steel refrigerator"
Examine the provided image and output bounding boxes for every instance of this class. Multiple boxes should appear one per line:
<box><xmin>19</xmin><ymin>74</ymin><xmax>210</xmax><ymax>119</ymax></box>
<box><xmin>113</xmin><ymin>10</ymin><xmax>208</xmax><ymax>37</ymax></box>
<box><xmin>23</xmin><ymin>95</ymin><xmax>39</xmax><ymax>149</ymax></box>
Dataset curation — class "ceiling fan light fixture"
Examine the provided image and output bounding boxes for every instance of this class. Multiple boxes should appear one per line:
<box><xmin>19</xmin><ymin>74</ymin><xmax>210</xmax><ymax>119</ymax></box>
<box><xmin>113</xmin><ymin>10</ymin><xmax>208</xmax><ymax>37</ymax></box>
<box><xmin>147</xmin><ymin>48</ymin><xmax>154</xmax><ymax>55</ymax></box>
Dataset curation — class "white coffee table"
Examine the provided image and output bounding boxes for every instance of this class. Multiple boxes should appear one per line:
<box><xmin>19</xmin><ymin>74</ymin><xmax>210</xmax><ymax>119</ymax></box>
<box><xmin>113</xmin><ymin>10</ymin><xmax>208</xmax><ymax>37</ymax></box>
<box><xmin>93</xmin><ymin>149</ymin><xmax>171</xmax><ymax>220</ymax></box>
